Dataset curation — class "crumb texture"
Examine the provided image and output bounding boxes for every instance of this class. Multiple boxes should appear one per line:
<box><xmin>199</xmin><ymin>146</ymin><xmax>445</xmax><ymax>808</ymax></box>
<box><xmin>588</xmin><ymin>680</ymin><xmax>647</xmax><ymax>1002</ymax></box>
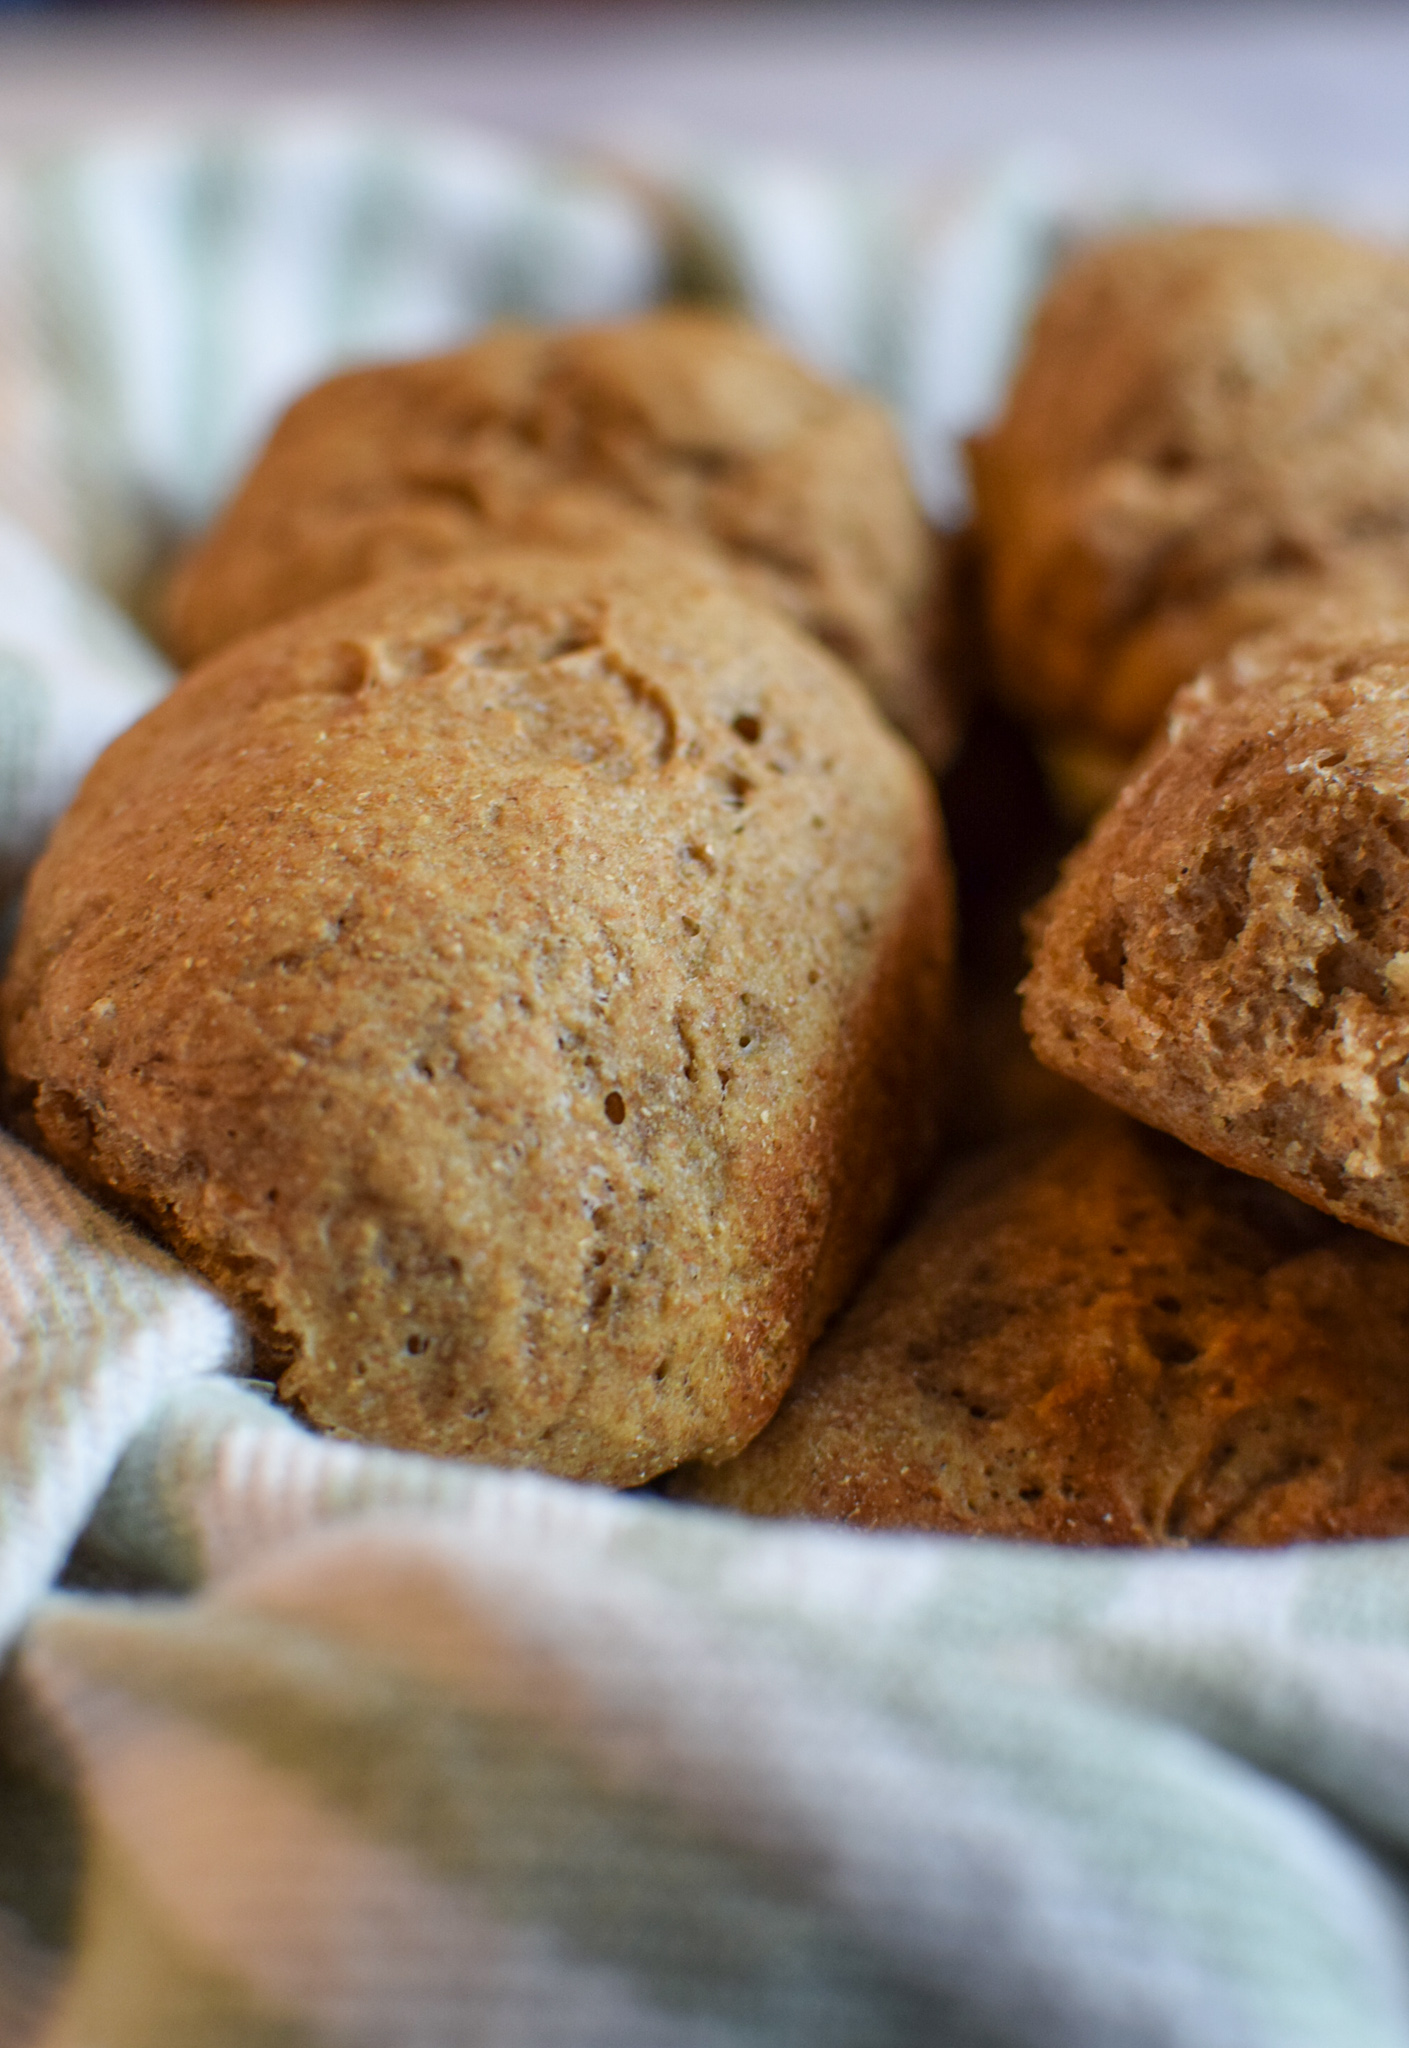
<box><xmin>1023</xmin><ymin>605</ymin><xmax>1409</xmax><ymax>1240</ymax></box>
<box><xmin>163</xmin><ymin>310</ymin><xmax>954</xmax><ymax>765</ymax></box>
<box><xmin>2</xmin><ymin>547</ymin><xmax>953</xmax><ymax>1484</ymax></box>
<box><xmin>970</xmin><ymin>222</ymin><xmax>1409</xmax><ymax>756</ymax></box>
<box><xmin>670</xmin><ymin>1111</ymin><xmax>1409</xmax><ymax>1544</ymax></box>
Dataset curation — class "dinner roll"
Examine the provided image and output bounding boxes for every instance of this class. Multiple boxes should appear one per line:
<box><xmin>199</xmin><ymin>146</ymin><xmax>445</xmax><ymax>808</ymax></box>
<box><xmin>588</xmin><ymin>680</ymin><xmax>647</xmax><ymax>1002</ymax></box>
<box><xmin>163</xmin><ymin>310</ymin><xmax>956</xmax><ymax>767</ymax></box>
<box><xmin>671</xmin><ymin>1110</ymin><xmax>1409</xmax><ymax>1543</ymax></box>
<box><xmin>1024</xmin><ymin>600</ymin><xmax>1409</xmax><ymax>1242</ymax></box>
<box><xmin>970</xmin><ymin>223</ymin><xmax>1409</xmax><ymax>766</ymax></box>
<box><xmin>5</xmin><ymin>544</ymin><xmax>953</xmax><ymax>1483</ymax></box>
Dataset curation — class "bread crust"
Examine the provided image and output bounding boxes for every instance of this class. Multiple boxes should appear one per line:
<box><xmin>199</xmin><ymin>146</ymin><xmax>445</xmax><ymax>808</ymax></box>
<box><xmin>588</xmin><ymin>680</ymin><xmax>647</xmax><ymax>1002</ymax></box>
<box><xmin>3</xmin><ymin>546</ymin><xmax>953</xmax><ymax>1483</ymax></box>
<box><xmin>670</xmin><ymin>1111</ymin><xmax>1409</xmax><ymax>1544</ymax></box>
<box><xmin>162</xmin><ymin>311</ymin><xmax>955</xmax><ymax>767</ymax></box>
<box><xmin>970</xmin><ymin>222</ymin><xmax>1409</xmax><ymax>757</ymax></box>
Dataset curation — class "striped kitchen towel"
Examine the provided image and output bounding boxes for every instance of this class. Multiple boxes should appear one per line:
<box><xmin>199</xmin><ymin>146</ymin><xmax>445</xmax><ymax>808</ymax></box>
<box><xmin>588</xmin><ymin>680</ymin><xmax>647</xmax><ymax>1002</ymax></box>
<box><xmin>4</xmin><ymin>1363</ymin><xmax>1409</xmax><ymax>2045</ymax></box>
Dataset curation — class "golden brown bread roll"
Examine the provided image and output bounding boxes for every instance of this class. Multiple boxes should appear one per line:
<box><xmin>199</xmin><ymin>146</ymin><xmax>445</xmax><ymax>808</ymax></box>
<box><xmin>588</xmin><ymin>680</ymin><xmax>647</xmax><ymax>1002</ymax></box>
<box><xmin>670</xmin><ymin>1110</ymin><xmax>1409</xmax><ymax>1544</ymax></box>
<box><xmin>4</xmin><ymin>543</ymin><xmax>953</xmax><ymax>1483</ymax></box>
<box><xmin>162</xmin><ymin>310</ymin><xmax>957</xmax><ymax>768</ymax></box>
<box><xmin>1023</xmin><ymin>599</ymin><xmax>1409</xmax><ymax>1243</ymax></box>
<box><xmin>969</xmin><ymin>222</ymin><xmax>1409</xmax><ymax>767</ymax></box>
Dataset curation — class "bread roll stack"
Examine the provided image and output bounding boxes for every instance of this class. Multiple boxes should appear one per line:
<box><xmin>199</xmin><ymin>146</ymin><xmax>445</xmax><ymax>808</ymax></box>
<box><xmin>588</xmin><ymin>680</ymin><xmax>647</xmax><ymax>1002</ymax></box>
<box><xmin>676</xmin><ymin>223</ymin><xmax>1409</xmax><ymax>1548</ymax></box>
<box><xmin>3</xmin><ymin>319</ymin><xmax>956</xmax><ymax>1486</ymax></box>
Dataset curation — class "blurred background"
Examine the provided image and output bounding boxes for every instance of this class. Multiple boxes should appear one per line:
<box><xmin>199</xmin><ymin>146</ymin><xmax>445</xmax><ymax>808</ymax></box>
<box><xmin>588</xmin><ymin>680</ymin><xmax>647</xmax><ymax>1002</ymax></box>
<box><xmin>0</xmin><ymin>2</ymin><xmax>1408</xmax><ymax>224</ymax></box>
<box><xmin>1</xmin><ymin>0</ymin><xmax>1407</xmax><ymax>648</ymax></box>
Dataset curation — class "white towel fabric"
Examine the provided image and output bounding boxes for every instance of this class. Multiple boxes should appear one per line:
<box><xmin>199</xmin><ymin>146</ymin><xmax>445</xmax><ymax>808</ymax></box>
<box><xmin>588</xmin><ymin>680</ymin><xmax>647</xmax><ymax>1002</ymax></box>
<box><xmin>0</xmin><ymin>119</ymin><xmax>665</xmax><ymax>602</ymax></box>
<box><xmin>13</xmin><ymin>1361</ymin><xmax>1409</xmax><ymax>2047</ymax></box>
<box><xmin>0</xmin><ymin>519</ymin><xmax>166</xmax><ymax>914</ymax></box>
<box><xmin>0</xmin><ymin>117</ymin><xmax>1405</xmax><ymax>2046</ymax></box>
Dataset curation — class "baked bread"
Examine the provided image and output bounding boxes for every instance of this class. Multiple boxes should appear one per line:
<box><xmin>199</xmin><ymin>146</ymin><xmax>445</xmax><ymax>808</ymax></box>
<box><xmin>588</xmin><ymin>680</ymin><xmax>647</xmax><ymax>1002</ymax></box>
<box><xmin>969</xmin><ymin>222</ymin><xmax>1409</xmax><ymax>764</ymax></box>
<box><xmin>3</xmin><ymin>545</ymin><xmax>953</xmax><ymax>1484</ymax></box>
<box><xmin>669</xmin><ymin>1111</ymin><xmax>1409</xmax><ymax>1544</ymax></box>
<box><xmin>1023</xmin><ymin>600</ymin><xmax>1409</xmax><ymax>1242</ymax></box>
<box><xmin>161</xmin><ymin>310</ymin><xmax>956</xmax><ymax>767</ymax></box>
